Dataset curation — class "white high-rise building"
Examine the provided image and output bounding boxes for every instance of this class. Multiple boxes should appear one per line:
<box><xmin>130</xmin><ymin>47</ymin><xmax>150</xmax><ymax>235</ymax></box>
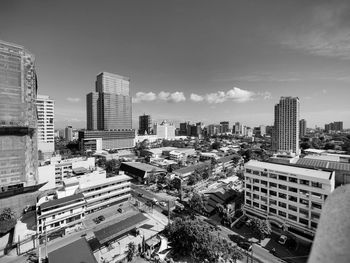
<box><xmin>273</xmin><ymin>97</ymin><xmax>300</xmax><ymax>156</ymax></box>
<box><xmin>244</xmin><ymin>160</ymin><xmax>334</xmax><ymax>242</ymax></box>
<box><xmin>154</xmin><ymin>120</ymin><xmax>175</xmax><ymax>139</ymax></box>
<box><xmin>36</xmin><ymin>95</ymin><xmax>54</xmax><ymax>160</ymax></box>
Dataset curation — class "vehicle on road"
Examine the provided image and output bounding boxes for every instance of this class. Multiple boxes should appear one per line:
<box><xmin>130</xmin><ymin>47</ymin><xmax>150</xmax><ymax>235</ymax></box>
<box><xmin>97</xmin><ymin>215</ymin><xmax>105</xmax><ymax>222</ymax></box>
<box><xmin>278</xmin><ymin>235</ymin><xmax>288</xmax><ymax>245</ymax></box>
<box><xmin>238</xmin><ymin>241</ymin><xmax>252</xmax><ymax>252</ymax></box>
<box><xmin>159</xmin><ymin>201</ymin><xmax>167</xmax><ymax>207</ymax></box>
<box><xmin>117</xmin><ymin>208</ymin><xmax>123</xmax><ymax>213</ymax></box>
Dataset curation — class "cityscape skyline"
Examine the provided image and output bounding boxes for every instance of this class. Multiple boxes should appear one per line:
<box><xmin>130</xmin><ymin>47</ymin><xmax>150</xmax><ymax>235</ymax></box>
<box><xmin>1</xmin><ymin>0</ymin><xmax>350</xmax><ymax>129</ymax></box>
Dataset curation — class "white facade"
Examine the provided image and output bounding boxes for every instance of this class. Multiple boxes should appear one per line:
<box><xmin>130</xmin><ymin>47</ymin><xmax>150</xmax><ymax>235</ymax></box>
<box><xmin>244</xmin><ymin>160</ymin><xmax>334</xmax><ymax>241</ymax></box>
<box><xmin>36</xmin><ymin>95</ymin><xmax>55</xmax><ymax>159</ymax></box>
<box><xmin>154</xmin><ymin>120</ymin><xmax>175</xmax><ymax>139</ymax></box>
<box><xmin>38</xmin><ymin>164</ymin><xmax>56</xmax><ymax>191</ymax></box>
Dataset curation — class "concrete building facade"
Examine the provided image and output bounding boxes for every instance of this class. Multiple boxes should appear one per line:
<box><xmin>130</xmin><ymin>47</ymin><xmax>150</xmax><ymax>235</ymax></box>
<box><xmin>244</xmin><ymin>160</ymin><xmax>334</xmax><ymax>241</ymax></box>
<box><xmin>273</xmin><ymin>97</ymin><xmax>300</xmax><ymax>155</ymax></box>
<box><xmin>299</xmin><ymin>119</ymin><xmax>307</xmax><ymax>138</ymax></box>
<box><xmin>36</xmin><ymin>95</ymin><xmax>54</xmax><ymax>160</ymax></box>
<box><xmin>138</xmin><ymin>114</ymin><xmax>152</xmax><ymax>135</ymax></box>
<box><xmin>154</xmin><ymin>120</ymin><xmax>175</xmax><ymax>139</ymax></box>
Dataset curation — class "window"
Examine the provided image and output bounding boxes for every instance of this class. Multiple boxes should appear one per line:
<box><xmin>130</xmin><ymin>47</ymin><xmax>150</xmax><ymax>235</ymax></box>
<box><xmin>261</xmin><ymin>205</ymin><xmax>267</xmax><ymax>211</ymax></box>
<box><xmin>311</xmin><ymin>212</ymin><xmax>320</xmax><ymax>220</ymax></box>
<box><xmin>270</xmin><ymin>182</ymin><xmax>277</xmax><ymax>188</ymax></box>
<box><xmin>299</xmin><ymin>218</ymin><xmax>308</xmax><ymax>225</ymax></box>
<box><xmin>288</xmin><ymin>214</ymin><xmax>297</xmax><ymax>221</ymax></box>
<box><xmin>300</xmin><ymin>179</ymin><xmax>309</xmax><ymax>186</ymax></box>
<box><xmin>70</xmin><ymin>209</ymin><xmax>73</xmax><ymax>214</ymax></box>
<box><xmin>289</xmin><ymin>177</ymin><xmax>298</xmax><ymax>183</ymax></box>
<box><xmin>278</xmin><ymin>193</ymin><xmax>287</xmax><ymax>199</ymax></box>
<box><xmin>311</xmin><ymin>192</ymin><xmax>322</xmax><ymax>199</ymax></box>
<box><xmin>278</xmin><ymin>211</ymin><xmax>287</xmax><ymax>217</ymax></box>
<box><xmin>269</xmin><ymin>173</ymin><xmax>277</xmax><ymax>179</ymax></box>
<box><xmin>246</xmin><ymin>200</ymin><xmax>251</xmax><ymax>205</ymax></box>
<box><xmin>269</xmin><ymin>208</ymin><xmax>277</xmax><ymax>214</ymax></box>
<box><xmin>261</xmin><ymin>188</ymin><xmax>267</xmax><ymax>194</ymax></box>
<box><xmin>246</xmin><ymin>169</ymin><xmax>252</xmax><ymax>173</ymax></box>
<box><xmin>260</xmin><ymin>180</ymin><xmax>268</xmax><ymax>186</ymax></box>
<box><xmin>253</xmin><ymin>186</ymin><xmax>259</xmax><ymax>191</ymax></box>
<box><xmin>311</xmin><ymin>182</ymin><xmax>322</xmax><ymax>189</ymax></box>
<box><xmin>278</xmin><ymin>201</ymin><xmax>286</xmax><ymax>208</ymax></box>
<box><xmin>300</xmin><ymin>198</ymin><xmax>309</xmax><ymax>206</ymax></box>
<box><xmin>261</xmin><ymin>172</ymin><xmax>268</xmax><ymax>177</ymax></box>
<box><xmin>312</xmin><ymin>202</ymin><xmax>322</xmax><ymax>210</ymax></box>
<box><xmin>261</xmin><ymin>196</ymin><xmax>267</xmax><ymax>203</ymax></box>
<box><xmin>270</xmin><ymin>199</ymin><xmax>277</xmax><ymax>205</ymax></box>
<box><xmin>300</xmin><ymin>189</ymin><xmax>309</xmax><ymax>196</ymax></box>
<box><xmin>252</xmin><ymin>170</ymin><xmax>260</xmax><ymax>175</ymax></box>
<box><xmin>269</xmin><ymin>190</ymin><xmax>277</xmax><ymax>196</ymax></box>
<box><xmin>246</xmin><ymin>183</ymin><xmax>252</xmax><ymax>189</ymax></box>
<box><xmin>246</xmin><ymin>192</ymin><xmax>251</xmax><ymax>197</ymax></box>
<box><xmin>289</xmin><ymin>195</ymin><xmax>298</xmax><ymax>202</ymax></box>
<box><xmin>253</xmin><ymin>178</ymin><xmax>260</xmax><ymax>184</ymax></box>
<box><xmin>288</xmin><ymin>205</ymin><xmax>297</xmax><ymax>212</ymax></box>
<box><xmin>253</xmin><ymin>194</ymin><xmax>259</xmax><ymax>199</ymax></box>
<box><xmin>253</xmin><ymin>202</ymin><xmax>259</xmax><ymax>208</ymax></box>
<box><xmin>311</xmin><ymin>222</ymin><xmax>318</xmax><ymax>229</ymax></box>
<box><xmin>289</xmin><ymin>187</ymin><xmax>298</xmax><ymax>193</ymax></box>
<box><xmin>52</xmin><ymin>215</ymin><xmax>55</xmax><ymax>219</ymax></box>
<box><xmin>279</xmin><ymin>175</ymin><xmax>287</xmax><ymax>181</ymax></box>
<box><xmin>278</xmin><ymin>184</ymin><xmax>287</xmax><ymax>190</ymax></box>
<box><xmin>299</xmin><ymin>208</ymin><xmax>309</xmax><ymax>217</ymax></box>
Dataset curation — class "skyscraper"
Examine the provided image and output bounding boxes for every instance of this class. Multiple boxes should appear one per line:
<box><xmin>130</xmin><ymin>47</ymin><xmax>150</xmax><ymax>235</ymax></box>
<box><xmin>36</xmin><ymin>95</ymin><xmax>54</xmax><ymax>160</ymax></box>
<box><xmin>139</xmin><ymin>114</ymin><xmax>152</xmax><ymax>135</ymax></box>
<box><xmin>0</xmin><ymin>40</ymin><xmax>38</xmax><ymax>189</ymax></box>
<box><xmin>299</xmin><ymin>119</ymin><xmax>307</xmax><ymax>138</ymax></box>
<box><xmin>64</xmin><ymin>126</ymin><xmax>73</xmax><ymax>141</ymax></box>
<box><xmin>273</xmin><ymin>97</ymin><xmax>300</xmax><ymax>155</ymax></box>
<box><xmin>220</xmin><ymin>121</ymin><xmax>229</xmax><ymax>133</ymax></box>
<box><xmin>86</xmin><ymin>72</ymin><xmax>132</xmax><ymax>131</ymax></box>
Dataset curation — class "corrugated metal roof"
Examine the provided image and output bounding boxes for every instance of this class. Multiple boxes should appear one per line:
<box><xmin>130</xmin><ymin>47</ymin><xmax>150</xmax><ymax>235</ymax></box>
<box><xmin>40</xmin><ymin>193</ymin><xmax>84</xmax><ymax>210</ymax></box>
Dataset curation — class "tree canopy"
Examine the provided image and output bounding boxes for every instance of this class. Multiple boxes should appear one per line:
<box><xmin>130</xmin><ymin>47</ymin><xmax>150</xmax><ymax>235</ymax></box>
<box><xmin>0</xmin><ymin>208</ymin><xmax>16</xmax><ymax>234</ymax></box>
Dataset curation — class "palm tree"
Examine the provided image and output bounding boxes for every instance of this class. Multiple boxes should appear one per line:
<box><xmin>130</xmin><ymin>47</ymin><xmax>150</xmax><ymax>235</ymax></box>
<box><xmin>126</xmin><ymin>242</ymin><xmax>136</xmax><ymax>262</ymax></box>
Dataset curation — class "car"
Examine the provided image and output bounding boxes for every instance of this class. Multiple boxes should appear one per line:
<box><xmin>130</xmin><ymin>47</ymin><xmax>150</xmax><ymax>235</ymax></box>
<box><xmin>245</xmin><ymin>218</ymin><xmax>253</xmax><ymax>227</ymax></box>
<box><xmin>278</xmin><ymin>235</ymin><xmax>288</xmax><ymax>245</ymax></box>
<box><xmin>138</xmin><ymin>193</ymin><xmax>144</xmax><ymax>197</ymax></box>
<box><xmin>117</xmin><ymin>208</ymin><xmax>123</xmax><ymax>213</ymax></box>
<box><xmin>238</xmin><ymin>241</ymin><xmax>252</xmax><ymax>252</ymax></box>
<box><xmin>97</xmin><ymin>215</ymin><xmax>105</xmax><ymax>222</ymax></box>
<box><xmin>159</xmin><ymin>201</ymin><xmax>167</xmax><ymax>207</ymax></box>
<box><xmin>93</xmin><ymin>218</ymin><xmax>101</xmax><ymax>224</ymax></box>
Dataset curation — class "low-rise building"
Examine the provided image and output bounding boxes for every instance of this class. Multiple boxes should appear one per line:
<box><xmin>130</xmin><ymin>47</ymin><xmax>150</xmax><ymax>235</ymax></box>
<box><xmin>119</xmin><ymin>162</ymin><xmax>166</xmax><ymax>183</ymax></box>
<box><xmin>244</xmin><ymin>160</ymin><xmax>335</xmax><ymax>242</ymax></box>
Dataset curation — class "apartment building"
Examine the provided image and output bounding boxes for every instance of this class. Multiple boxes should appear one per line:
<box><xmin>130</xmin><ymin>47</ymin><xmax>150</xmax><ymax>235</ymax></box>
<box><xmin>36</xmin><ymin>193</ymin><xmax>86</xmax><ymax>235</ymax></box>
<box><xmin>244</xmin><ymin>160</ymin><xmax>335</xmax><ymax>241</ymax></box>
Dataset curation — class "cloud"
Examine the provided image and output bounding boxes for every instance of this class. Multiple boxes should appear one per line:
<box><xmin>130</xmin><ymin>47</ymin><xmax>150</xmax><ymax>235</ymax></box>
<box><xmin>66</xmin><ymin>97</ymin><xmax>81</xmax><ymax>102</ymax></box>
<box><xmin>191</xmin><ymin>87</ymin><xmax>255</xmax><ymax>104</ymax></box>
<box><xmin>278</xmin><ymin>2</ymin><xmax>350</xmax><ymax>59</ymax></box>
<box><xmin>133</xmin><ymin>91</ymin><xmax>186</xmax><ymax>103</ymax></box>
<box><xmin>190</xmin><ymin>93</ymin><xmax>204</xmax><ymax>102</ymax></box>
<box><xmin>132</xmin><ymin>92</ymin><xmax>157</xmax><ymax>103</ymax></box>
<box><xmin>258</xmin><ymin>91</ymin><xmax>273</xmax><ymax>100</ymax></box>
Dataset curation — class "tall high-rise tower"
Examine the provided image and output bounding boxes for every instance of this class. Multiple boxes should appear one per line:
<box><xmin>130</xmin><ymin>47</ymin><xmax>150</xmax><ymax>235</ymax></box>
<box><xmin>87</xmin><ymin>72</ymin><xmax>132</xmax><ymax>130</ymax></box>
<box><xmin>299</xmin><ymin>119</ymin><xmax>307</xmax><ymax>138</ymax></box>
<box><xmin>273</xmin><ymin>97</ymin><xmax>300</xmax><ymax>155</ymax></box>
<box><xmin>36</xmin><ymin>95</ymin><xmax>54</xmax><ymax>160</ymax></box>
<box><xmin>0</xmin><ymin>40</ymin><xmax>38</xmax><ymax>189</ymax></box>
<box><xmin>139</xmin><ymin>114</ymin><xmax>152</xmax><ymax>135</ymax></box>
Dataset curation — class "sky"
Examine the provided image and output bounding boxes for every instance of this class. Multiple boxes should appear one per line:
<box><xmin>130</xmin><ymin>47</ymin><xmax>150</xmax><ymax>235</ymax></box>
<box><xmin>1</xmin><ymin>0</ymin><xmax>350</xmax><ymax>129</ymax></box>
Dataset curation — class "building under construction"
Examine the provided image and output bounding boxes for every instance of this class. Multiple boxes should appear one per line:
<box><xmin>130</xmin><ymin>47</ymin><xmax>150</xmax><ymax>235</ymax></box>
<box><xmin>0</xmin><ymin>40</ymin><xmax>41</xmax><ymax>214</ymax></box>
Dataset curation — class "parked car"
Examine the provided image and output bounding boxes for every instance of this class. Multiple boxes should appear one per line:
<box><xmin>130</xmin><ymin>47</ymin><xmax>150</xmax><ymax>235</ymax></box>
<box><xmin>159</xmin><ymin>201</ymin><xmax>167</xmax><ymax>207</ymax></box>
<box><xmin>238</xmin><ymin>241</ymin><xmax>252</xmax><ymax>252</ymax></box>
<box><xmin>117</xmin><ymin>208</ymin><xmax>123</xmax><ymax>213</ymax></box>
<box><xmin>97</xmin><ymin>215</ymin><xmax>105</xmax><ymax>222</ymax></box>
<box><xmin>245</xmin><ymin>218</ymin><xmax>253</xmax><ymax>227</ymax></box>
<box><xmin>278</xmin><ymin>235</ymin><xmax>288</xmax><ymax>245</ymax></box>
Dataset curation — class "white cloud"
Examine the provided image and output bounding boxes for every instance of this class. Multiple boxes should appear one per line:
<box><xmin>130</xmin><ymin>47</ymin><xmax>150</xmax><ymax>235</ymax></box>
<box><xmin>133</xmin><ymin>91</ymin><xmax>186</xmax><ymax>103</ymax></box>
<box><xmin>132</xmin><ymin>92</ymin><xmax>157</xmax><ymax>103</ymax></box>
<box><xmin>190</xmin><ymin>93</ymin><xmax>204</xmax><ymax>102</ymax></box>
<box><xmin>258</xmin><ymin>91</ymin><xmax>273</xmax><ymax>100</ymax></box>
<box><xmin>66</xmin><ymin>97</ymin><xmax>81</xmax><ymax>103</ymax></box>
<box><xmin>191</xmin><ymin>87</ymin><xmax>255</xmax><ymax>104</ymax></box>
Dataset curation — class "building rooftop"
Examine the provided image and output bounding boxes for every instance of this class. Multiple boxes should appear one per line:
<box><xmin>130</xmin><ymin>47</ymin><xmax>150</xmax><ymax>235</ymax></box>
<box><xmin>174</xmin><ymin>162</ymin><xmax>210</xmax><ymax>175</ymax></box>
<box><xmin>121</xmin><ymin>162</ymin><xmax>166</xmax><ymax>173</ymax></box>
<box><xmin>246</xmin><ymin>160</ymin><xmax>332</xmax><ymax>180</ymax></box>
<box><xmin>48</xmin><ymin>238</ymin><xmax>97</xmax><ymax>263</ymax></box>
<box><xmin>94</xmin><ymin>213</ymin><xmax>148</xmax><ymax>244</ymax></box>
<box><xmin>79</xmin><ymin>174</ymin><xmax>131</xmax><ymax>190</ymax></box>
<box><xmin>40</xmin><ymin>193</ymin><xmax>85</xmax><ymax>210</ymax></box>
<box><xmin>296</xmin><ymin>158</ymin><xmax>350</xmax><ymax>172</ymax></box>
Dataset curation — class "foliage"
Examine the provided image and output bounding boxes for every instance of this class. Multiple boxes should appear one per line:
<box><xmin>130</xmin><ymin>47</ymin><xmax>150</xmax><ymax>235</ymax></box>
<box><xmin>105</xmin><ymin>159</ymin><xmax>121</xmax><ymax>173</ymax></box>
<box><xmin>146</xmin><ymin>168</ymin><xmax>158</xmax><ymax>185</ymax></box>
<box><xmin>211</xmin><ymin>141</ymin><xmax>221</xmax><ymax>150</ymax></box>
<box><xmin>251</xmin><ymin>218</ymin><xmax>271</xmax><ymax>241</ymax></box>
<box><xmin>164</xmin><ymin>217</ymin><xmax>242</xmax><ymax>263</ymax></box>
<box><xmin>126</xmin><ymin>242</ymin><xmax>136</xmax><ymax>262</ymax></box>
<box><xmin>231</xmin><ymin>155</ymin><xmax>241</xmax><ymax>165</ymax></box>
<box><xmin>0</xmin><ymin>208</ymin><xmax>16</xmax><ymax>234</ymax></box>
<box><xmin>187</xmin><ymin>169</ymin><xmax>202</xmax><ymax>185</ymax></box>
<box><xmin>188</xmin><ymin>192</ymin><xmax>206</xmax><ymax>213</ymax></box>
<box><xmin>300</xmin><ymin>142</ymin><xmax>311</xmax><ymax>150</ymax></box>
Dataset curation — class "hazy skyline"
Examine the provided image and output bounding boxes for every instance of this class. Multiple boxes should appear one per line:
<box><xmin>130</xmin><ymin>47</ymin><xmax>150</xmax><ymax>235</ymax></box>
<box><xmin>1</xmin><ymin>0</ymin><xmax>350</xmax><ymax>129</ymax></box>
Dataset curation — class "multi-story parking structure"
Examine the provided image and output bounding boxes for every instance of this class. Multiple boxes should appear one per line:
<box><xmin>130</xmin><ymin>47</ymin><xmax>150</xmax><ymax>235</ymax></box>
<box><xmin>244</xmin><ymin>160</ymin><xmax>334</xmax><ymax>241</ymax></box>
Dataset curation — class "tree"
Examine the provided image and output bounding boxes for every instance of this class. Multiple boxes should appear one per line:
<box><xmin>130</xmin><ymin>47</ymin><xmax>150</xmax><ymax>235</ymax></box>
<box><xmin>212</xmin><ymin>141</ymin><xmax>221</xmax><ymax>150</ymax></box>
<box><xmin>251</xmin><ymin>218</ymin><xmax>271</xmax><ymax>242</ymax></box>
<box><xmin>105</xmin><ymin>159</ymin><xmax>120</xmax><ymax>173</ymax></box>
<box><xmin>188</xmin><ymin>169</ymin><xmax>202</xmax><ymax>185</ymax></box>
<box><xmin>126</xmin><ymin>242</ymin><xmax>136</xmax><ymax>262</ymax></box>
<box><xmin>188</xmin><ymin>192</ymin><xmax>206</xmax><ymax>213</ymax></box>
<box><xmin>0</xmin><ymin>208</ymin><xmax>16</xmax><ymax>234</ymax></box>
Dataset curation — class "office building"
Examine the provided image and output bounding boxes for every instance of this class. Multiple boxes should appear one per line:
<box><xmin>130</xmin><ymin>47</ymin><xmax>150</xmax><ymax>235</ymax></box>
<box><xmin>0</xmin><ymin>40</ymin><xmax>38</xmax><ymax>190</ymax></box>
<box><xmin>86</xmin><ymin>92</ymin><xmax>98</xmax><ymax>130</ymax></box>
<box><xmin>273</xmin><ymin>97</ymin><xmax>300</xmax><ymax>155</ymax></box>
<box><xmin>36</xmin><ymin>95</ymin><xmax>54</xmax><ymax>160</ymax></box>
<box><xmin>299</xmin><ymin>119</ymin><xmax>307</xmax><ymax>138</ymax></box>
<box><xmin>244</xmin><ymin>160</ymin><xmax>334</xmax><ymax>241</ymax></box>
<box><xmin>233</xmin><ymin>122</ymin><xmax>242</xmax><ymax>135</ymax></box>
<box><xmin>64</xmin><ymin>126</ymin><xmax>73</xmax><ymax>141</ymax></box>
<box><xmin>154</xmin><ymin>120</ymin><xmax>175</xmax><ymax>139</ymax></box>
<box><xmin>79</xmin><ymin>129</ymin><xmax>135</xmax><ymax>150</ymax></box>
<box><xmin>139</xmin><ymin>114</ymin><xmax>152</xmax><ymax>135</ymax></box>
<box><xmin>220</xmin><ymin>121</ymin><xmax>229</xmax><ymax>133</ymax></box>
<box><xmin>260</xmin><ymin>125</ymin><xmax>266</xmax><ymax>137</ymax></box>
<box><xmin>95</xmin><ymin>72</ymin><xmax>129</xmax><ymax>95</ymax></box>
<box><xmin>179</xmin><ymin>122</ymin><xmax>190</xmax><ymax>136</ymax></box>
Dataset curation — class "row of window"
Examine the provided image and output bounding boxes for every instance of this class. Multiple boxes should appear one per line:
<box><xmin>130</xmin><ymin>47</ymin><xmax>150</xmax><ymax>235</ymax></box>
<box><xmin>246</xmin><ymin>201</ymin><xmax>319</xmax><ymax>228</ymax></box>
<box><xmin>83</xmin><ymin>180</ymin><xmax>129</xmax><ymax>193</ymax></box>
<box><xmin>245</xmin><ymin>169</ymin><xmax>323</xmax><ymax>189</ymax></box>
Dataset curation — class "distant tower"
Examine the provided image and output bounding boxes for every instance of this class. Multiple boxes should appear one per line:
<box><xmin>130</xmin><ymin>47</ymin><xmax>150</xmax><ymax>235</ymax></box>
<box><xmin>139</xmin><ymin>114</ymin><xmax>152</xmax><ymax>135</ymax></box>
<box><xmin>36</xmin><ymin>95</ymin><xmax>55</xmax><ymax>160</ymax></box>
<box><xmin>273</xmin><ymin>97</ymin><xmax>300</xmax><ymax>155</ymax></box>
<box><xmin>220</xmin><ymin>121</ymin><xmax>229</xmax><ymax>133</ymax></box>
<box><xmin>299</xmin><ymin>119</ymin><xmax>307</xmax><ymax>138</ymax></box>
<box><xmin>64</xmin><ymin>126</ymin><xmax>73</xmax><ymax>141</ymax></box>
